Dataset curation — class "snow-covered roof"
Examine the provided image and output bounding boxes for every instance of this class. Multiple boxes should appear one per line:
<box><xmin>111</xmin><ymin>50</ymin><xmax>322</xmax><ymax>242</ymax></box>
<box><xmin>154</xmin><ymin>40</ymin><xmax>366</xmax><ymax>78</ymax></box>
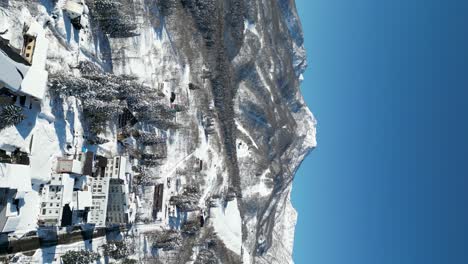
<box><xmin>0</xmin><ymin>163</ymin><xmax>32</xmax><ymax>193</ymax></box>
<box><xmin>3</xmin><ymin>215</ymin><xmax>21</xmax><ymax>233</ymax></box>
<box><xmin>19</xmin><ymin>21</ymin><xmax>49</xmax><ymax>100</ymax></box>
<box><xmin>57</xmin><ymin>159</ymin><xmax>83</xmax><ymax>174</ymax></box>
<box><xmin>74</xmin><ymin>175</ymin><xmax>92</xmax><ymax>190</ymax></box>
<box><xmin>0</xmin><ymin>41</ymin><xmax>30</xmax><ymax>93</ymax></box>
<box><xmin>51</xmin><ymin>174</ymin><xmax>75</xmax><ymax>206</ymax></box>
<box><xmin>73</xmin><ymin>190</ymin><xmax>92</xmax><ymax>210</ymax></box>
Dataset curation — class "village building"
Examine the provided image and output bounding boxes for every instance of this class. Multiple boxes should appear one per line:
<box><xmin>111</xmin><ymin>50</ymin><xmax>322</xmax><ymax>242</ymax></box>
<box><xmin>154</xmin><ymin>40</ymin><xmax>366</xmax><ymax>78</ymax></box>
<box><xmin>71</xmin><ymin>189</ymin><xmax>92</xmax><ymax>225</ymax></box>
<box><xmin>105</xmin><ymin>156</ymin><xmax>127</xmax><ymax>180</ymax></box>
<box><xmin>56</xmin><ymin>151</ymin><xmax>95</xmax><ymax>175</ymax></box>
<box><xmin>0</xmin><ymin>163</ymin><xmax>32</xmax><ymax>233</ymax></box>
<box><xmin>86</xmin><ymin>156</ymin><xmax>110</xmax><ymax>227</ymax></box>
<box><xmin>19</xmin><ymin>21</ymin><xmax>49</xmax><ymax>101</ymax></box>
<box><xmin>56</xmin><ymin>158</ymin><xmax>83</xmax><ymax>174</ymax></box>
<box><xmin>37</xmin><ymin>174</ymin><xmax>75</xmax><ymax>227</ymax></box>
<box><xmin>105</xmin><ymin>158</ymin><xmax>136</xmax><ymax>225</ymax></box>
<box><xmin>38</xmin><ymin>172</ymin><xmax>94</xmax><ymax>227</ymax></box>
<box><xmin>69</xmin><ymin>174</ymin><xmax>93</xmax><ymax>224</ymax></box>
<box><xmin>153</xmin><ymin>183</ymin><xmax>164</xmax><ymax>220</ymax></box>
<box><xmin>106</xmin><ymin>178</ymin><xmax>131</xmax><ymax>225</ymax></box>
<box><xmin>0</xmin><ymin>37</ymin><xmax>31</xmax><ymax>107</ymax></box>
<box><xmin>0</xmin><ymin>21</ymin><xmax>49</xmax><ymax>102</ymax></box>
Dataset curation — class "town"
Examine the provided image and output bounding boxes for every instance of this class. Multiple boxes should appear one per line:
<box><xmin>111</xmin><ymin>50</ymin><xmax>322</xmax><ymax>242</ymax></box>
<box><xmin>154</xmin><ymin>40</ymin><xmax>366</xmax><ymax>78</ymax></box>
<box><xmin>0</xmin><ymin>1</ymin><xmax>213</xmax><ymax>262</ymax></box>
<box><xmin>0</xmin><ymin>0</ymin><xmax>253</xmax><ymax>263</ymax></box>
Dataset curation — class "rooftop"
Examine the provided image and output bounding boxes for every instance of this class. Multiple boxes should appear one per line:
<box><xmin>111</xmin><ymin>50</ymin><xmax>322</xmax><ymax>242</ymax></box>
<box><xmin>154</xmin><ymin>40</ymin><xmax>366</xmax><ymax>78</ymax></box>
<box><xmin>0</xmin><ymin>41</ymin><xmax>30</xmax><ymax>94</ymax></box>
<box><xmin>0</xmin><ymin>163</ymin><xmax>32</xmax><ymax>193</ymax></box>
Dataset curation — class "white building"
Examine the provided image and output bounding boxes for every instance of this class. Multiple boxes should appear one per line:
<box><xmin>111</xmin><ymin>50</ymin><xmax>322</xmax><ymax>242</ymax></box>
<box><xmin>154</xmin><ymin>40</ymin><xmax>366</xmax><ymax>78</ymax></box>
<box><xmin>71</xmin><ymin>189</ymin><xmax>92</xmax><ymax>224</ymax></box>
<box><xmin>106</xmin><ymin>172</ymin><xmax>136</xmax><ymax>225</ymax></box>
<box><xmin>87</xmin><ymin>169</ymin><xmax>110</xmax><ymax>227</ymax></box>
<box><xmin>38</xmin><ymin>173</ymin><xmax>94</xmax><ymax>227</ymax></box>
<box><xmin>0</xmin><ymin>20</ymin><xmax>49</xmax><ymax>101</ymax></box>
<box><xmin>38</xmin><ymin>174</ymin><xmax>74</xmax><ymax>227</ymax></box>
<box><xmin>56</xmin><ymin>158</ymin><xmax>83</xmax><ymax>174</ymax></box>
<box><xmin>104</xmin><ymin>157</ymin><xmax>137</xmax><ymax>225</ymax></box>
<box><xmin>0</xmin><ymin>163</ymin><xmax>33</xmax><ymax>233</ymax></box>
<box><xmin>105</xmin><ymin>156</ymin><xmax>127</xmax><ymax>180</ymax></box>
<box><xmin>0</xmin><ymin>38</ymin><xmax>30</xmax><ymax>98</ymax></box>
<box><xmin>19</xmin><ymin>21</ymin><xmax>49</xmax><ymax>101</ymax></box>
<box><xmin>104</xmin><ymin>157</ymin><xmax>136</xmax><ymax>225</ymax></box>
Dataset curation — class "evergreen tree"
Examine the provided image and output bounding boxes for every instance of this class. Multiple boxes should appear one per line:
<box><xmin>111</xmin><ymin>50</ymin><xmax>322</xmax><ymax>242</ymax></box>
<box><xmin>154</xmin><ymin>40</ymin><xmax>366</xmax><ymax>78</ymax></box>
<box><xmin>137</xmin><ymin>132</ymin><xmax>166</xmax><ymax>146</ymax></box>
<box><xmin>0</xmin><ymin>105</ymin><xmax>25</xmax><ymax>129</ymax></box>
<box><xmin>92</xmin><ymin>0</ymin><xmax>140</xmax><ymax>38</ymax></box>
<box><xmin>102</xmin><ymin>240</ymin><xmax>134</xmax><ymax>260</ymax></box>
<box><xmin>61</xmin><ymin>250</ymin><xmax>100</xmax><ymax>264</ymax></box>
<box><xmin>151</xmin><ymin>230</ymin><xmax>182</xmax><ymax>251</ymax></box>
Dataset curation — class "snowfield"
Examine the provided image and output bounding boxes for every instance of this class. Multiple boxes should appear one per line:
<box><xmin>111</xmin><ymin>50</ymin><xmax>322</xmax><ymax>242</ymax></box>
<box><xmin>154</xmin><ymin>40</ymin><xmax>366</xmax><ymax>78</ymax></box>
<box><xmin>210</xmin><ymin>199</ymin><xmax>243</xmax><ymax>256</ymax></box>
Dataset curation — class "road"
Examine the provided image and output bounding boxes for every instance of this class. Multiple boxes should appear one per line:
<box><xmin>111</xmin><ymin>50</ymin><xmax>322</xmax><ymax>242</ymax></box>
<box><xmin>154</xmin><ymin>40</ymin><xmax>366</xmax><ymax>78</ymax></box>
<box><xmin>0</xmin><ymin>226</ymin><xmax>125</xmax><ymax>256</ymax></box>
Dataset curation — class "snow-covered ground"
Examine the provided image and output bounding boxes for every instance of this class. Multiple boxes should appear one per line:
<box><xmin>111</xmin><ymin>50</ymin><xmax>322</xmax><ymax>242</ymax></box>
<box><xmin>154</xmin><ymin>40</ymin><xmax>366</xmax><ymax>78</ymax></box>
<box><xmin>209</xmin><ymin>198</ymin><xmax>242</xmax><ymax>255</ymax></box>
<box><xmin>1</xmin><ymin>1</ymin><xmax>316</xmax><ymax>263</ymax></box>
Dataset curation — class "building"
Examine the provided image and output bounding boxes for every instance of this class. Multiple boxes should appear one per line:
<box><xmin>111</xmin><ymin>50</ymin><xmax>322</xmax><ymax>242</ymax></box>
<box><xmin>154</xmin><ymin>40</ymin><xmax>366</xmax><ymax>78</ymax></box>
<box><xmin>105</xmin><ymin>156</ymin><xmax>127</xmax><ymax>180</ymax></box>
<box><xmin>71</xmin><ymin>189</ymin><xmax>92</xmax><ymax>225</ymax></box>
<box><xmin>106</xmin><ymin>178</ymin><xmax>130</xmax><ymax>225</ymax></box>
<box><xmin>105</xmin><ymin>159</ymin><xmax>136</xmax><ymax>225</ymax></box>
<box><xmin>37</xmin><ymin>174</ymin><xmax>74</xmax><ymax>227</ymax></box>
<box><xmin>56</xmin><ymin>150</ymin><xmax>94</xmax><ymax>175</ymax></box>
<box><xmin>0</xmin><ymin>38</ymin><xmax>31</xmax><ymax>99</ymax></box>
<box><xmin>38</xmin><ymin>173</ymin><xmax>94</xmax><ymax>227</ymax></box>
<box><xmin>152</xmin><ymin>184</ymin><xmax>164</xmax><ymax>220</ymax></box>
<box><xmin>86</xmin><ymin>160</ymin><xmax>110</xmax><ymax>227</ymax></box>
<box><xmin>56</xmin><ymin>158</ymin><xmax>83</xmax><ymax>174</ymax></box>
<box><xmin>21</xmin><ymin>34</ymin><xmax>36</xmax><ymax>64</ymax></box>
<box><xmin>117</xmin><ymin>108</ymin><xmax>137</xmax><ymax>129</ymax></box>
<box><xmin>19</xmin><ymin>21</ymin><xmax>49</xmax><ymax>101</ymax></box>
<box><xmin>0</xmin><ymin>21</ymin><xmax>49</xmax><ymax>101</ymax></box>
<box><xmin>82</xmin><ymin>151</ymin><xmax>95</xmax><ymax>176</ymax></box>
<box><xmin>0</xmin><ymin>163</ymin><xmax>32</xmax><ymax>233</ymax></box>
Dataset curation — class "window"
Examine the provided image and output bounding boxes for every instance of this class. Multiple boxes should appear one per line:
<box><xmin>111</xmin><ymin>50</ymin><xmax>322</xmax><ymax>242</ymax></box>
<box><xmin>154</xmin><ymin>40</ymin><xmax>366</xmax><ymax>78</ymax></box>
<box><xmin>27</xmin><ymin>46</ymin><xmax>31</xmax><ymax>50</ymax></box>
<box><xmin>50</xmin><ymin>203</ymin><xmax>52</xmax><ymax>206</ymax></box>
<box><xmin>56</xmin><ymin>210</ymin><xmax>59</xmax><ymax>214</ymax></box>
<box><xmin>42</xmin><ymin>209</ymin><xmax>46</xmax><ymax>215</ymax></box>
<box><xmin>57</xmin><ymin>203</ymin><xmax>60</xmax><ymax>207</ymax></box>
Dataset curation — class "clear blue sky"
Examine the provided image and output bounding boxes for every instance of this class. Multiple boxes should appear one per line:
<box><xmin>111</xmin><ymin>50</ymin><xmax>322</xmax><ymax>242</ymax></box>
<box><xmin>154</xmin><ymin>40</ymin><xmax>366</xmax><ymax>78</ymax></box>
<box><xmin>291</xmin><ymin>0</ymin><xmax>468</xmax><ymax>263</ymax></box>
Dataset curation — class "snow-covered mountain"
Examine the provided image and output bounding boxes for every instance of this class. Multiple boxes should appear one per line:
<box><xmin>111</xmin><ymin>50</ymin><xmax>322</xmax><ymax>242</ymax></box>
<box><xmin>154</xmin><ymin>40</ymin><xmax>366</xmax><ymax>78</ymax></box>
<box><xmin>0</xmin><ymin>0</ymin><xmax>315</xmax><ymax>263</ymax></box>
